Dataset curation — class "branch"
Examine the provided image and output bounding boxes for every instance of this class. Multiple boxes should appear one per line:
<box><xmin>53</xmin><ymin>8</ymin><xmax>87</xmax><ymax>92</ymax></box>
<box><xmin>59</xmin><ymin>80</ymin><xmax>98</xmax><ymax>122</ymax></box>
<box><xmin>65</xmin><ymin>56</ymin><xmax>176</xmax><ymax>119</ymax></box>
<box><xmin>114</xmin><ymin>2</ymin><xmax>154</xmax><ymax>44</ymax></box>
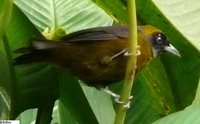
<box><xmin>114</xmin><ymin>0</ymin><xmax>138</xmax><ymax>123</ymax></box>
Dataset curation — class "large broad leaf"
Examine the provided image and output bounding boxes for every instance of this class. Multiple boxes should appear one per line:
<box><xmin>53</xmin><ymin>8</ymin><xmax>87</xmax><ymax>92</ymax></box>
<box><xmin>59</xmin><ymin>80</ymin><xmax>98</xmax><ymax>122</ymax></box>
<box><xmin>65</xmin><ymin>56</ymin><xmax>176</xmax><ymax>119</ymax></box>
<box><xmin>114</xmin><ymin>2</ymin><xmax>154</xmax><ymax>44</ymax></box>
<box><xmin>3</xmin><ymin>0</ymin><xmax>113</xmax><ymax>123</ymax></box>
<box><xmin>124</xmin><ymin>58</ymin><xmax>176</xmax><ymax>124</ymax></box>
<box><xmin>153</xmin><ymin>0</ymin><xmax>200</xmax><ymax>51</ymax></box>
<box><xmin>149</xmin><ymin>0</ymin><xmax>200</xmax><ymax>110</ymax></box>
<box><xmin>153</xmin><ymin>104</ymin><xmax>200</xmax><ymax>124</ymax></box>
<box><xmin>91</xmin><ymin>0</ymin><xmax>200</xmax><ymax>123</ymax></box>
<box><xmin>132</xmin><ymin>0</ymin><xmax>200</xmax><ymax>123</ymax></box>
<box><xmin>14</xmin><ymin>0</ymin><xmax>112</xmax><ymax>33</ymax></box>
<box><xmin>135</xmin><ymin>0</ymin><xmax>200</xmax><ymax>110</ymax></box>
<box><xmin>81</xmin><ymin>84</ymin><xmax>116</xmax><ymax>124</ymax></box>
<box><xmin>0</xmin><ymin>88</ymin><xmax>10</xmax><ymax>119</ymax></box>
<box><xmin>0</xmin><ymin>40</ymin><xmax>10</xmax><ymax>92</ymax></box>
<box><xmin>59</xmin><ymin>71</ymin><xmax>99</xmax><ymax>124</ymax></box>
<box><xmin>153</xmin><ymin>79</ymin><xmax>200</xmax><ymax>124</ymax></box>
<box><xmin>2</xmin><ymin>4</ymin><xmax>59</xmax><ymax>120</ymax></box>
<box><xmin>0</xmin><ymin>0</ymin><xmax>12</xmax><ymax>96</ymax></box>
<box><xmin>91</xmin><ymin>0</ymin><xmax>128</xmax><ymax>23</ymax></box>
<box><xmin>1</xmin><ymin>0</ymin><xmax>199</xmax><ymax>123</ymax></box>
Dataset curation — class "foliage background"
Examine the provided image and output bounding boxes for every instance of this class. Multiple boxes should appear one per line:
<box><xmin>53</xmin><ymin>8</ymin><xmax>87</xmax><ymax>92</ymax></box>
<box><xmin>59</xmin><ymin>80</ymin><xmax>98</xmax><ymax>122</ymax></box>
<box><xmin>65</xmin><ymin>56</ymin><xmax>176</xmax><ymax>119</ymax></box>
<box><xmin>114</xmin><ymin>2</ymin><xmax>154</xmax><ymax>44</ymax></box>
<box><xmin>0</xmin><ymin>0</ymin><xmax>199</xmax><ymax>124</ymax></box>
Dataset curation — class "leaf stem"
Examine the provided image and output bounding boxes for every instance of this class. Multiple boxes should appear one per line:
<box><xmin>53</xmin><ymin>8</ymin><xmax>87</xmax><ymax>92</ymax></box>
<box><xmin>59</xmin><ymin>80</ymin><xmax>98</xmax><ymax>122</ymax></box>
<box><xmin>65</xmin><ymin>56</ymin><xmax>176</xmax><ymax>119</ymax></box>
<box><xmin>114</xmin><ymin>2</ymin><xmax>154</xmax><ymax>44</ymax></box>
<box><xmin>114</xmin><ymin>0</ymin><xmax>137</xmax><ymax>123</ymax></box>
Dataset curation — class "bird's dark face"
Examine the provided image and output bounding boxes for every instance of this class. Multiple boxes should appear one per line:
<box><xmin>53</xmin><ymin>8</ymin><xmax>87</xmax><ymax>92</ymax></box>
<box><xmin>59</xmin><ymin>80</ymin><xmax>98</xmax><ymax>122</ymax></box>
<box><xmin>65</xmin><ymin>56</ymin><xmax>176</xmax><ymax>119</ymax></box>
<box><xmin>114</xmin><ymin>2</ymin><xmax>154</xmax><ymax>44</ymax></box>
<box><xmin>150</xmin><ymin>32</ymin><xmax>181</xmax><ymax>57</ymax></box>
<box><xmin>138</xmin><ymin>25</ymin><xmax>180</xmax><ymax>57</ymax></box>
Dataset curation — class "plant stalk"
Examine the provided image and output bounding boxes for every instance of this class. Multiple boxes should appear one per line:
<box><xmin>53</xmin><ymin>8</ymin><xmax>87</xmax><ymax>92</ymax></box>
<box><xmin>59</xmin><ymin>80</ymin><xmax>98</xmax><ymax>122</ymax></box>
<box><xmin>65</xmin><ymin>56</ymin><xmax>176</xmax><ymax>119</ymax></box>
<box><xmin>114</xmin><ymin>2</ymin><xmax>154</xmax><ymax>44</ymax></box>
<box><xmin>114</xmin><ymin>0</ymin><xmax>137</xmax><ymax>123</ymax></box>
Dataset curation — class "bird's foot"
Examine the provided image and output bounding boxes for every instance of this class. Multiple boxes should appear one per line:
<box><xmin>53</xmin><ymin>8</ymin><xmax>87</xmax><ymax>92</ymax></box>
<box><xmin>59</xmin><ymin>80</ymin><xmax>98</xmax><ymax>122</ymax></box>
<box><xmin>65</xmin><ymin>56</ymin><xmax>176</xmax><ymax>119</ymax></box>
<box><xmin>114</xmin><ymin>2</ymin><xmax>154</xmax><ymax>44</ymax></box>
<box><xmin>124</xmin><ymin>51</ymin><xmax>134</xmax><ymax>56</ymax></box>
<box><xmin>114</xmin><ymin>95</ymin><xmax>133</xmax><ymax>109</ymax></box>
<box><xmin>109</xmin><ymin>48</ymin><xmax>127</xmax><ymax>60</ymax></box>
<box><xmin>101</xmin><ymin>88</ymin><xmax>133</xmax><ymax>109</ymax></box>
<box><xmin>109</xmin><ymin>46</ymin><xmax>141</xmax><ymax>61</ymax></box>
<box><xmin>102</xmin><ymin>88</ymin><xmax>120</xmax><ymax>99</ymax></box>
<box><xmin>135</xmin><ymin>46</ymin><xmax>141</xmax><ymax>56</ymax></box>
<box><xmin>123</xmin><ymin>46</ymin><xmax>141</xmax><ymax>56</ymax></box>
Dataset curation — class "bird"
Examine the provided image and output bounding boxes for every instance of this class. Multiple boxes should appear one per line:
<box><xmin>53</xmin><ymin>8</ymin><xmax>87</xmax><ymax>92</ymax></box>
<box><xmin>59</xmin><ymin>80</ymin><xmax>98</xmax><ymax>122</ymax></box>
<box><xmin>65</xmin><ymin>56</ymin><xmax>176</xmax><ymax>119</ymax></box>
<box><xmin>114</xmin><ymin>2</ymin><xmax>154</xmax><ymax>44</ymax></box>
<box><xmin>13</xmin><ymin>25</ymin><xmax>180</xmax><ymax>89</ymax></box>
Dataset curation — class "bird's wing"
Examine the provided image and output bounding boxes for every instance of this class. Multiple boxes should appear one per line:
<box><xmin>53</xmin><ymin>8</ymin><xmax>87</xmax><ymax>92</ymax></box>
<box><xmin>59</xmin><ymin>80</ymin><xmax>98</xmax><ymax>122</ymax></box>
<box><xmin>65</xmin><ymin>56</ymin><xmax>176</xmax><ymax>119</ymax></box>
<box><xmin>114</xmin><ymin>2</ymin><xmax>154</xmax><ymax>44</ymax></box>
<box><xmin>61</xmin><ymin>26</ymin><xmax>129</xmax><ymax>43</ymax></box>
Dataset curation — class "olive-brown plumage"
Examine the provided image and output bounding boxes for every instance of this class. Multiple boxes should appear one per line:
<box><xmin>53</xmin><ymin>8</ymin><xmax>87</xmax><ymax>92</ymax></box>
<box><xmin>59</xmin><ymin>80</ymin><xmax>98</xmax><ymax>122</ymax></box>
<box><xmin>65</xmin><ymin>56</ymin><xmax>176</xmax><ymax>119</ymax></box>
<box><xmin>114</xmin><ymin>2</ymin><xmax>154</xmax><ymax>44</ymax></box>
<box><xmin>13</xmin><ymin>25</ymin><xmax>180</xmax><ymax>88</ymax></box>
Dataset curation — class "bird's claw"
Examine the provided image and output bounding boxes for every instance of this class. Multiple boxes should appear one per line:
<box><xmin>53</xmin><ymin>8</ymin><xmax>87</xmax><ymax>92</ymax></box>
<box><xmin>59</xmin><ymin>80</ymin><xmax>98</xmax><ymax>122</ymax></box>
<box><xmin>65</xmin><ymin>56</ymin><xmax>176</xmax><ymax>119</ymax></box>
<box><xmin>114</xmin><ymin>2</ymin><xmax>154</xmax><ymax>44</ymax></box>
<box><xmin>101</xmin><ymin>88</ymin><xmax>133</xmax><ymax>109</ymax></box>
<box><xmin>124</xmin><ymin>51</ymin><xmax>134</xmax><ymax>56</ymax></box>
<box><xmin>114</xmin><ymin>96</ymin><xmax>124</xmax><ymax>104</ymax></box>
<box><xmin>114</xmin><ymin>95</ymin><xmax>133</xmax><ymax>109</ymax></box>
<box><xmin>122</xmin><ymin>96</ymin><xmax>133</xmax><ymax>109</ymax></box>
<box><xmin>123</xmin><ymin>101</ymin><xmax>131</xmax><ymax>109</ymax></box>
<box><xmin>123</xmin><ymin>46</ymin><xmax>141</xmax><ymax>56</ymax></box>
<box><xmin>135</xmin><ymin>49</ymin><xmax>141</xmax><ymax>56</ymax></box>
<box><xmin>110</xmin><ymin>48</ymin><xmax>127</xmax><ymax>60</ymax></box>
<box><xmin>109</xmin><ymin>46</ymin><xmax>141</xmax><ymax>61</ymax></box>
<box><xmin>102</xmin><ymin>88</ymin><xmax>120</xmax><ymax>98</ymax></box>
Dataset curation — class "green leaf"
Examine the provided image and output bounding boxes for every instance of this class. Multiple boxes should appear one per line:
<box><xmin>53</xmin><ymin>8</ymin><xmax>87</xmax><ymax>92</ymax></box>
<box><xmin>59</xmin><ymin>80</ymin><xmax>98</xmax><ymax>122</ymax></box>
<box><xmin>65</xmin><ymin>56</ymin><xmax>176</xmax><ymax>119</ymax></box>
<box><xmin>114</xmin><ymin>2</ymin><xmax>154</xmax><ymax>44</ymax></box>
<box><xmin>91</xmin><ymin>0</ymin><xmax>128</xmax><ymax>23</ymax></box>
<box><xmin>1</xmin><ymin>0</ymin><xmax>198</xmax><ymax>123</ymax></box>
<box><xmin>14</xmin><ymin>0</ymin><xmax>112</xmax><ymax>33</ymax></box>
<box><xmin>59</xmin><ymin>71</ymin><xmax>115</xmax><ymax>124</ymax></box>
<box><xmin>17</xmin><ymin>109</ymin><xmax>37</xmax><ymax>124</ymax></box>
<box><xmin>0</xmin><ymin>0</ymin><xmax>12</xmax><ymax>94</ymax></box>
<box><xmin>153</xmin><ymin>0</ymin><xmax>200</xmax><ymax>51</ymax></box>
<box><xmin>0</xmin><ymin>42</ymin><xmax>10</xmax><ymax>92</ymax></box>
<box><xmin>124</xmin><ymin>59</ymin><xmax>176</xmax><ymax>124</ymax></box>
<box><xmin>137</xmin><ymin>0</ymin><xmax>200</xmax><ymax>109</ymax></box>
<box><xmin>59</xmin><ymin>101</ymin><xmax>78</xmax><ymax>124</ymax></box>
<box><xmin>153</xmin><ymin>105</ymin><xmax>200</xmax><ymax>124</ymax></box>
<box><xmin>0</xmin><ymin>88</ymin><xmax>10</xmax><ymax>119</ymax></box>
<box><xmin>81</xmin><ymin>84</ymin><xmax>116</xmax><ymax>124</ymax></box>
<box><xmin>92</xmin><ymin>0</ymin><xmax>200</xmax><ymax>123</ymax></box>
<box><xmin>3</xmin><ymin>4</ymin><xmax>59</xmax><ymax>120</ymax></box>
<box><xmin>153</xmin><ymin>79</ymin><xmax>200</xmax><ymax>124</ymax></box>
<box><xmin>193</xmin><ymin>79</ymin><xmax>200</xmax><ymax>105</ymax></box>
<box><xmin>59</xmin><ymin>71</ymin><xmax>99</xmax><ymax>124</ymax></box>
<box><xmin>0</xmin><ymin>0</ymin><xmax>13</xmax><ymax>38</ymax></box>
<box><xmin>13</xmin><ymin>0</ymin><xmax>113</xmax><ymax>123</ymax></box>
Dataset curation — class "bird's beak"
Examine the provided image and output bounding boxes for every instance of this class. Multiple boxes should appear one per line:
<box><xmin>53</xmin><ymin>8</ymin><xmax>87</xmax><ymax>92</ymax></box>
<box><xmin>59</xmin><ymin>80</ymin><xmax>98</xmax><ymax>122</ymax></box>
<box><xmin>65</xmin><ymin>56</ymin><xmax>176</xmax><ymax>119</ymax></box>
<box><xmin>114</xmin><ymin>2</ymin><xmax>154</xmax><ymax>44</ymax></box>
<box><xmin>164</xmin><ymin>44</ymin><xmax>181</xmax><ymax>57</ymax></box>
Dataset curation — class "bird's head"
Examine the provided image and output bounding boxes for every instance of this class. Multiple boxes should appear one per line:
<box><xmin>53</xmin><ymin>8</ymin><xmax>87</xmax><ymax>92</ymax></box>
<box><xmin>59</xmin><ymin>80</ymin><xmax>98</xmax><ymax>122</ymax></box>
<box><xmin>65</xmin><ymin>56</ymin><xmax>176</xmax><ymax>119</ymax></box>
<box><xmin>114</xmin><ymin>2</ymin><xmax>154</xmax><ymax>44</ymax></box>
<box><xmin>139</xmin><ymin>25</ymin><xmax>181</xmax><ymax>57</ymax></box>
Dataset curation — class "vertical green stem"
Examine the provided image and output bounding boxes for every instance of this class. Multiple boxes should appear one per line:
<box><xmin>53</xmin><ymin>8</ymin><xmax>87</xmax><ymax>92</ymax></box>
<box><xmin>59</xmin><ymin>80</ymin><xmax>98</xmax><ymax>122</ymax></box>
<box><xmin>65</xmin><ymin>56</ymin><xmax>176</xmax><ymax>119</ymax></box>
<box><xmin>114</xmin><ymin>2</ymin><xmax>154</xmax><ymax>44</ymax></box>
<box><xmin>114</xmin><ymin>0</ymin><xmax>137</xmax><ymax>124</ymax></box>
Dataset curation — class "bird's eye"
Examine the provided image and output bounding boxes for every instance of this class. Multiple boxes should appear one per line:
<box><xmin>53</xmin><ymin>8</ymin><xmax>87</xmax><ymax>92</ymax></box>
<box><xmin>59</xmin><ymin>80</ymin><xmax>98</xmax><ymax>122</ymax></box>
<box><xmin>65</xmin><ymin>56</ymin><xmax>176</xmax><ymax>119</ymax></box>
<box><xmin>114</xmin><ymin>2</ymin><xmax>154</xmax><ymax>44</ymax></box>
<box><xmin>156</xmin><ymin>35</ymin><xmax>163</xmax><ymax>44</ymax></box>
<box><xmin>152</xmin><ymin>32</ymin><xmax>168</xmax><ymax>45</ymax></box>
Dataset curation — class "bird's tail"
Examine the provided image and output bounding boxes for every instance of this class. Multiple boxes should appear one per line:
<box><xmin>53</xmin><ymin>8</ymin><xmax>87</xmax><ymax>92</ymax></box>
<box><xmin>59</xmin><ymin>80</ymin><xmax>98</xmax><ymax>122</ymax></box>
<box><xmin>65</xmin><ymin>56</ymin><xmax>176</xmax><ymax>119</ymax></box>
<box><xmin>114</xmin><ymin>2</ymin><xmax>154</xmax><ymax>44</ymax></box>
<box><xmin>13</xmin><ymin>40</ymin><xmax>58</xmax><ymax>65</ymax></box>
